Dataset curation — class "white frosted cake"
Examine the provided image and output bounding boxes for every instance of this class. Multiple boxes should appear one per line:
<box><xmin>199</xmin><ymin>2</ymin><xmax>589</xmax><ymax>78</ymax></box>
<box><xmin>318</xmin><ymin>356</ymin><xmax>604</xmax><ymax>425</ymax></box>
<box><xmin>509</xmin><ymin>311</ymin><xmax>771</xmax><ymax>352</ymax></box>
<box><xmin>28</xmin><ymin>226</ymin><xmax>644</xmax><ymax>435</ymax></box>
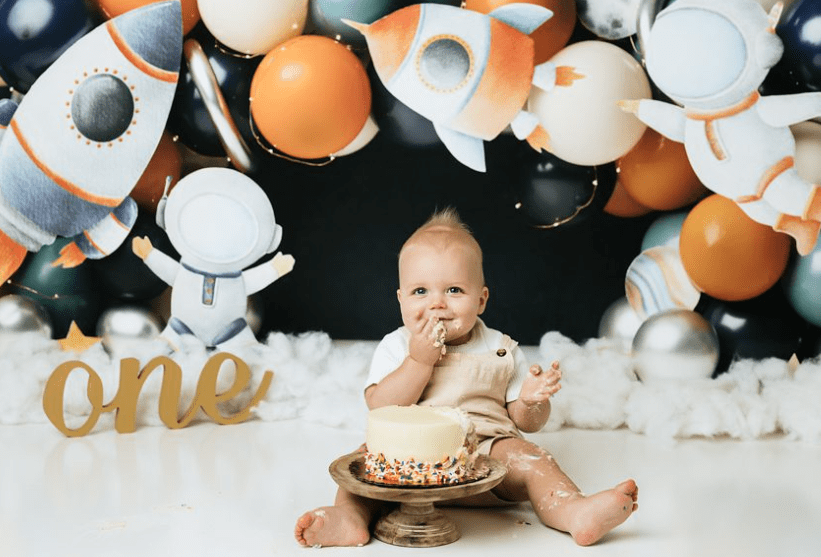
<box><xmin>363</xmin><ymin>405</ymin><xmax>477</xmax><ymax>485</ymax></box>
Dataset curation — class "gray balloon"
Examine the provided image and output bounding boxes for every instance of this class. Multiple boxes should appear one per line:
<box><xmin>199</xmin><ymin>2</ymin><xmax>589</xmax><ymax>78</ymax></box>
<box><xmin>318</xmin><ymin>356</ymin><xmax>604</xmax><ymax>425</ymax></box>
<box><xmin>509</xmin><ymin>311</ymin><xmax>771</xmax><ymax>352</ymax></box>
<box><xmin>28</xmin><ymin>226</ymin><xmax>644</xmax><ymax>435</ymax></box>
<box><xmin>97</xmin><ymin>306</ymin><xmax>162</xmax><ymax>350</ymax></box>
<box><xmin>0</xmin><ymin>294</ymin><xmax>52</xmax><ymax>337</ymax></box>
<box><xmin>632</xmin><ymin>309</ymin><xmax>719</xmax><ymax>382</ymax></box>
<box><xmin>598</xmin><ymin>296</ymin><xmax>643</xmax><ymax>353</ymax></box>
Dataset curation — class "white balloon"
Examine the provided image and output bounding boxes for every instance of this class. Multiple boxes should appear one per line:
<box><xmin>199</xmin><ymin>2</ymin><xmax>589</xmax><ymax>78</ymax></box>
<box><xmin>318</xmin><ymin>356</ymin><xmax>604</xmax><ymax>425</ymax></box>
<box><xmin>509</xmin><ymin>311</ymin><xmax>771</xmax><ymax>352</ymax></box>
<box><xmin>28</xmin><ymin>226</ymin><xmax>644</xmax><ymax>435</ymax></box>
<box><xmin>333</xmin><ymin>114</ymin><xmax>379</xmax><ymax>157</ymax></box>
<box><xmin>198</xmin><ymin>0</ymin><xmax>309</xmax><ymax>56</ymax></box>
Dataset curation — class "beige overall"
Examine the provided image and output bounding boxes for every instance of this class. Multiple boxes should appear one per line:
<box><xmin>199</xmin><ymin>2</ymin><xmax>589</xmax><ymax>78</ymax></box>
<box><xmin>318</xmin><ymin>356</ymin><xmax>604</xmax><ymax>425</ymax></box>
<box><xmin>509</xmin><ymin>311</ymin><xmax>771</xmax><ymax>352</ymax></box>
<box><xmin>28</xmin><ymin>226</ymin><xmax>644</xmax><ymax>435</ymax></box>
<box><xmin>418</xmin><ymin>334</ymin><xmax>522</xmax><ymax>455</ymax></box>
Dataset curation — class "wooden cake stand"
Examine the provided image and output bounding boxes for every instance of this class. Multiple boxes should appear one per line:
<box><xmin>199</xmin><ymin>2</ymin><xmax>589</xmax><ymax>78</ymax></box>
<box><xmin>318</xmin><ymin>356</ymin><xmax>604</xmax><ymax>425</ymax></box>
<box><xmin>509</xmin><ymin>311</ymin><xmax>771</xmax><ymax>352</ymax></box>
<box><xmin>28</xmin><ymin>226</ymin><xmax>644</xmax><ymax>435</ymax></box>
<box><xmin>329</xmin><ymin>452</ymin><xmax>507</xmax><ymax>548</ymax></box>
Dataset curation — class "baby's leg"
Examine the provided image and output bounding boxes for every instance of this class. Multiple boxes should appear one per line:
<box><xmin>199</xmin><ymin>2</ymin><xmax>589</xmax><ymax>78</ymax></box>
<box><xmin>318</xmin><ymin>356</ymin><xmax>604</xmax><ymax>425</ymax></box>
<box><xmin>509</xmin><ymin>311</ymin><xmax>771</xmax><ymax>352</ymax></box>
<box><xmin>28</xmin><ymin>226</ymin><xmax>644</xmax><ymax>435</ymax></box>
<box><xmin>294</xmin><ymin>487</ymin><xmax>381</xmax><ymax>548</ymax></box>
<box><xmin>490</xmin><ymin>437</ymin><xmax>638</xmax><ymax>546</ymax></box>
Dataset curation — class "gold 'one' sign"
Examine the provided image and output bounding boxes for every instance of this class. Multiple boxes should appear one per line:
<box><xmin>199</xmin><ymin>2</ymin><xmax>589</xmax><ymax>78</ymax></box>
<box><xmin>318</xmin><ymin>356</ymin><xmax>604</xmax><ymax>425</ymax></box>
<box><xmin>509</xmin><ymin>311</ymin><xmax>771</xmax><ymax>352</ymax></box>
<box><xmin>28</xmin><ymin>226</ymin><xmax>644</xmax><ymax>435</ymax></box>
<box><xmin>42</xmin><ymin>352</ymin><xmax>273</xmax><ymax>437</ymax></box>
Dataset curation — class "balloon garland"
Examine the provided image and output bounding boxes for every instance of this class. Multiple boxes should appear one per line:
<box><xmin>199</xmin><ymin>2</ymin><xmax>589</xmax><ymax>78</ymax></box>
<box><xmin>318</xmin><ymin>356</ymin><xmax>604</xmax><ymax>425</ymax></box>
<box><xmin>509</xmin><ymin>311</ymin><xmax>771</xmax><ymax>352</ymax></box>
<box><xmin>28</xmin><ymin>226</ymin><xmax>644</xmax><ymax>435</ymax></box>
<box><xmin>0</xmin><ymin>0</ymin><xmax>818</xmax><ymax>380</ymax></box>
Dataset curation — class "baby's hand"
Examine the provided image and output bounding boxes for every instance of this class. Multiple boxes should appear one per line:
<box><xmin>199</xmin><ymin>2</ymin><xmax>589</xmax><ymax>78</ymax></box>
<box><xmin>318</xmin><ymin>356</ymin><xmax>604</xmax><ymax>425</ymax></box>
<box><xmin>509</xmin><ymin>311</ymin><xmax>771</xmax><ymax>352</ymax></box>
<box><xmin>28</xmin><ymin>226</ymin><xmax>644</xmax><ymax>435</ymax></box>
<box><xmin>519</xmin><ymin>360</ymin><xmax>562</xmax><ymax>407</ymax></box>
<box><xmin>408</xmin><ymin>315</ymin><xmax>447</xmax><ymax>367</ymax></box>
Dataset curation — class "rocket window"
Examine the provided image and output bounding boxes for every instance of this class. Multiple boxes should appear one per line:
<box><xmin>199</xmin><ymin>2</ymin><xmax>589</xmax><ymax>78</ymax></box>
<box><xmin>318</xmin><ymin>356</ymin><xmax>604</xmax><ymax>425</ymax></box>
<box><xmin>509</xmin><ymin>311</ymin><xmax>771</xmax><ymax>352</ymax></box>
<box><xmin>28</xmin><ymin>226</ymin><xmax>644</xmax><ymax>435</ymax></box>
<box><xmin>71</xmin><ymin>73</ymin><xmax>134</xmax><ymax>143</ymax></box>
<box><xmin>417</xmin><ymin>35</ymin><xmax>473</xmax><ymax>93</ymax></box>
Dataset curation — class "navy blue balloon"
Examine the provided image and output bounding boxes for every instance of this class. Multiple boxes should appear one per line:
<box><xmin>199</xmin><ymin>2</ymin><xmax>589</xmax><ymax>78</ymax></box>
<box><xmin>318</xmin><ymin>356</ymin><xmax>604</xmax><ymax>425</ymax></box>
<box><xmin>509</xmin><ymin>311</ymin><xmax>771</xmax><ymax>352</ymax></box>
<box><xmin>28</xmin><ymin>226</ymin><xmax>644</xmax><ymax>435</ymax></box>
<box><xmin>6</xmin><ymin>238</ymin><xmax>102</xmax><ymax>338</ymax></box>
<box><xmin>90</xmin><ymin>209</ymin><xmax>178</xmax><ymax>302</ymax></box>
<box><xmin>775</xmin><ymin>0</ymin><xmax>821</xmax><ymax>93</ymax></box>
<box><xmin>0</xmin><ymin>0</ymin><xmax>97</xmax><ymax>92</ymax></box>
<box><xmin>167</xmin><ymin>25</ymin><xmax>261</xmax><ymax>157</ymax></box>
<box><xmin>697</xmin><ymin>287</ymin><xmax>809</xmax><ymax>376</ymax></box>
<box><xmin>512</xmin><ymin>150</ymin><xmax>617</xmax><ymax>229</ymax></box>
<box><xmin>368</xmin><ymin>61</ymin><xmax>440</xmax><ymax>149</ymax></box>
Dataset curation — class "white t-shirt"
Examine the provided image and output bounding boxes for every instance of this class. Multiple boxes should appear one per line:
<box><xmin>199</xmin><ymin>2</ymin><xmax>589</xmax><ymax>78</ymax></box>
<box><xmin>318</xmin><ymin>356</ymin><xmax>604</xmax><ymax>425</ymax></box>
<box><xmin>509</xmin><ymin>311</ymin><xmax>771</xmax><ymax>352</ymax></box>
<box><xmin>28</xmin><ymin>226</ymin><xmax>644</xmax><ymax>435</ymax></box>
<box><xmin>365</xmin><ymin>319</ymin><xmax>528</xmax><ymax>403</ymax></box>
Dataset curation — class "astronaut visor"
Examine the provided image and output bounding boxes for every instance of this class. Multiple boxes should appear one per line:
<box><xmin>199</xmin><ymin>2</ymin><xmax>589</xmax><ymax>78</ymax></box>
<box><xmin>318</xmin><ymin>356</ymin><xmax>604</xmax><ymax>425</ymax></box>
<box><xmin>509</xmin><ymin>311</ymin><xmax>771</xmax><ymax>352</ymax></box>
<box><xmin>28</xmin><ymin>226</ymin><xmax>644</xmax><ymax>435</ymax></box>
<box><xmin>647</xmin><ymin>9</ymin><xmax>746</xmax><ymax>100</ymax></box>
<box><xmin>177</xmin><ymin>194</ymin><xmax>259</xmax><ymax>264</ymax></box>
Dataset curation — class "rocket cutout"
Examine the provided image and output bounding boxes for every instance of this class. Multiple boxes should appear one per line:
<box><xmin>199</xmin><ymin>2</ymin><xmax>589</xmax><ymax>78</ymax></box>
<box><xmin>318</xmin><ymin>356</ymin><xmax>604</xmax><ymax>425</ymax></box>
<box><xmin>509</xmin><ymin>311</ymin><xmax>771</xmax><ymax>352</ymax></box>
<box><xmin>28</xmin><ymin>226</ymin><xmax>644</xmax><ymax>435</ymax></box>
<box><xmin>344</xmin><ymin>3</ymin><xmax>581</xmax><ymax>172</ymax></box>
<box><xmin>0</xmin><ymin>1</ymin><xmax>182</xmax><ymax>283</ymax></box>
<box><xmin>621</xmin><ymin>0</ymin><xmax>821</xmax><ymax>255</ymax></box>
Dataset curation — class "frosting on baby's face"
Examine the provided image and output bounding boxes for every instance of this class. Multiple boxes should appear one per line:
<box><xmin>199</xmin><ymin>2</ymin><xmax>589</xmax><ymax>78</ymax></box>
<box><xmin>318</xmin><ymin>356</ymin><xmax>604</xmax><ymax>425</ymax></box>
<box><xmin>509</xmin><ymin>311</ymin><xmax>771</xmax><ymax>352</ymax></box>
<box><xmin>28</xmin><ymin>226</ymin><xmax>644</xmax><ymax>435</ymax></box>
<box><xmin>397</xmin><ymin>228</ymin><xmax>488</xmax><ymax>346</ymax></box>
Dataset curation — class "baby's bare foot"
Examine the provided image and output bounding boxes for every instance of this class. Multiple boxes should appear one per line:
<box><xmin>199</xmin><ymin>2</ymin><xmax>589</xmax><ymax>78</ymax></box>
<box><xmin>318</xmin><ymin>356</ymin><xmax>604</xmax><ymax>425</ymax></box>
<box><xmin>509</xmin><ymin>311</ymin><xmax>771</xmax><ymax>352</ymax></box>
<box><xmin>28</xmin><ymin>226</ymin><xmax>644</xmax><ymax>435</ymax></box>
<box><xmin>294</xmin><ymin>506</ymin><xmax>370</xmax><ymax>548</ymax></box>
<box><xmin>568</xmin><ymin>480</ymin><xmax>639</xmax><ymax>546</ymax></box>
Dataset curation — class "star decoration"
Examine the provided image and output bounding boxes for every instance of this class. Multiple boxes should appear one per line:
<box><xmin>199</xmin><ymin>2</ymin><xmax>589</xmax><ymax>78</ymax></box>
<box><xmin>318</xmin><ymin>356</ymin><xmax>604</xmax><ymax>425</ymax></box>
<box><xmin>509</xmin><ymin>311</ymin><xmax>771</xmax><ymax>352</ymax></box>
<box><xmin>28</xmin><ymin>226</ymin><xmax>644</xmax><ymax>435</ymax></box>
<box><xmin>58</xmin><ymin>321</ymin><xmax>101</xmax><ymax>352</ymax></box>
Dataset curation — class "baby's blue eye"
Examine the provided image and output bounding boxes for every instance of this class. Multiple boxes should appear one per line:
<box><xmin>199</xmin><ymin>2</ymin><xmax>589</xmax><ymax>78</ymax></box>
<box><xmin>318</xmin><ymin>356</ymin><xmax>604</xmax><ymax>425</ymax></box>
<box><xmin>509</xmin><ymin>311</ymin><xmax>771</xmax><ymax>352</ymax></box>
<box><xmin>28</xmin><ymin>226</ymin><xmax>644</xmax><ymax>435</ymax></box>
<box><xmin>447</xmin><ymin>287</ymin><xmax>463</xmax><ymax>294</ymax></box>
<box><xmin>412</xmin><ymin>288</ymin><xmax>427</xmax><ymax>295</ymax></box>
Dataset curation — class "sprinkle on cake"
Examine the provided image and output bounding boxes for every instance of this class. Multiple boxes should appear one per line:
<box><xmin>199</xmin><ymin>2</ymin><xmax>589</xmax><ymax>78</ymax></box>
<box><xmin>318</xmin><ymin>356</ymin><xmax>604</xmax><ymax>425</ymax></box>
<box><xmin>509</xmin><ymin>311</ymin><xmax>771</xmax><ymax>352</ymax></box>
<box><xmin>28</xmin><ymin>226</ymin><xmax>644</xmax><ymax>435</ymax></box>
<box><xmin>363</xmin><ymin>405</ymin><xmax>477</xmax><ymax>486</ymax></box>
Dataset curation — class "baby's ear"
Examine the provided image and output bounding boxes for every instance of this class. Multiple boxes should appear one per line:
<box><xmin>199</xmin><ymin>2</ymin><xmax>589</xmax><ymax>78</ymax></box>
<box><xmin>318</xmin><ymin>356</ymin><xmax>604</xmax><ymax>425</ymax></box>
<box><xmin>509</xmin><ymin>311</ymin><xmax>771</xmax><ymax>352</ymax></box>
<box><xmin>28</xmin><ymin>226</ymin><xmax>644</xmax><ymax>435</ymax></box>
<box><xmin>477</xmin><ymin>286</ymin><xmax>489</xmax><ymax>314</ymax></box>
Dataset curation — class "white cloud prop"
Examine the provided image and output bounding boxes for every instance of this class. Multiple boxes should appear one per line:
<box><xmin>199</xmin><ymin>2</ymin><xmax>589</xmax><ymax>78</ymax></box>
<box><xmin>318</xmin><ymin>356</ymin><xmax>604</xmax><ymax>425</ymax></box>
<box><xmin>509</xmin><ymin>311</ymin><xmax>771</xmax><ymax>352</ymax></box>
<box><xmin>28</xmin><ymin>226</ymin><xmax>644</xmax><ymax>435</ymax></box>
<box><xmin>1</xmin><ymin>330</ymin><xmax>820</xmax><ymax>443</ymax></box>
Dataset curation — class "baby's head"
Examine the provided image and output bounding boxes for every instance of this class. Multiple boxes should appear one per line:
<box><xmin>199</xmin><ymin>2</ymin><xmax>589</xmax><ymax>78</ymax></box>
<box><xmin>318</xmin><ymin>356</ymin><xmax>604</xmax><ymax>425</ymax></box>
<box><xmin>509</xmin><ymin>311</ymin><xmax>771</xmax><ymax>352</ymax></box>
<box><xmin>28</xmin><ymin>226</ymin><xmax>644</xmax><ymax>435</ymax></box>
<box><xmin>397</xmin><ymin>208</ymin><xmax>488</xmax><ymax>345</ymax></box>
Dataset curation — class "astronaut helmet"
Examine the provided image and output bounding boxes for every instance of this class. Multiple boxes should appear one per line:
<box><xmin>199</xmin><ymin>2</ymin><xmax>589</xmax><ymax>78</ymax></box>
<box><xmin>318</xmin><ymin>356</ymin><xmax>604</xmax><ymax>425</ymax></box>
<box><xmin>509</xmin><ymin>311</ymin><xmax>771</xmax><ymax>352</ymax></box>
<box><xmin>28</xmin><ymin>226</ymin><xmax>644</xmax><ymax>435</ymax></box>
<box><xmin>645</xmin><ymin>0</ymin><xmax>783</xmax><ymax>109</ymax></box>
<box><xmin>161</xmin><ymin>167</ymin><xmax>282</xmax><ymax>273</ymax></box>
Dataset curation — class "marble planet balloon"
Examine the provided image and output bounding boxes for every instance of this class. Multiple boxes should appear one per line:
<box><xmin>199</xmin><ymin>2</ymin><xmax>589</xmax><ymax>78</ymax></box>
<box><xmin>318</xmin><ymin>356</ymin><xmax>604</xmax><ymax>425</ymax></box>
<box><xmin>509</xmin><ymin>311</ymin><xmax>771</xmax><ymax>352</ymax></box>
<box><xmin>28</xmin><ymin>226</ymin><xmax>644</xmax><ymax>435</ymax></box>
<box><xmin>0</xmin><ymin>293</ymin><xmax>52</xmax><ymax>337</ymax></box>
<box><xmin>199</xmin><ymin>0</ymin><xmax>307</xmax><ymax>55</ymax></box>
<box><xmin>0</xmin><ymin>0</ymin><xmax>97</xmax><ymax>93</ymax></box>
<box><xmin>528</xmin><ymin>40</ymin><xmax>651</xmax><ymax>166</ymax></box>
<box><xmin>97</xmin><ymin>305</ymin><xmax>161</xmax><ymax>351</ymax></box>
<box><xmin>632</xmin><ymin>308</ymin><xmax>719</xmax><ymax>382</ymax></box>
<box><xmin>577</xmin><ymin>0</ymin><xmax>642</xmax><ymax>40</ymax></box>
<box><xmin>598</xmin><ymin>296</ymin><xmax>643</xmax><ymax>353</ymax></box>
<box><xmin>625</xmin><ymin>245</ymin><xmax>701</xmax><ymax>319</ymax></box>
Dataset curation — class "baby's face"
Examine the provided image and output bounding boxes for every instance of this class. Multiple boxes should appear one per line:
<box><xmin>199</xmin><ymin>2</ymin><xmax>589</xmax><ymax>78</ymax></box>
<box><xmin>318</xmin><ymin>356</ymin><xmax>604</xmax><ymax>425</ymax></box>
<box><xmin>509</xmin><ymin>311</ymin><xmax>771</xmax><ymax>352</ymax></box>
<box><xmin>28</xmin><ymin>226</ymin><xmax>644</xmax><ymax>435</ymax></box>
<box><xmin>397</xmin><ymin>239</ymin><xmax>488</xmax><ymax>346</ymax></box>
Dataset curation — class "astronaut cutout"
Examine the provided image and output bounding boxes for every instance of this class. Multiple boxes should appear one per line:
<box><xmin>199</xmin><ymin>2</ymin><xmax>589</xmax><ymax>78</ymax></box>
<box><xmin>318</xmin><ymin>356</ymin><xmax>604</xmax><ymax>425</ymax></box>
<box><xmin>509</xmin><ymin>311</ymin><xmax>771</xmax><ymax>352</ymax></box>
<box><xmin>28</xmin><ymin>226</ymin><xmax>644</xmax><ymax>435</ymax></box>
<box><xmin>132</xmin><ymin>168</ymin><xmax>294</xmax><ymax>351</ymax></box>
<box><xmin>620</xmin><ymin>0</ymin><xmax>821</xmax><ymax>255</ymax></box>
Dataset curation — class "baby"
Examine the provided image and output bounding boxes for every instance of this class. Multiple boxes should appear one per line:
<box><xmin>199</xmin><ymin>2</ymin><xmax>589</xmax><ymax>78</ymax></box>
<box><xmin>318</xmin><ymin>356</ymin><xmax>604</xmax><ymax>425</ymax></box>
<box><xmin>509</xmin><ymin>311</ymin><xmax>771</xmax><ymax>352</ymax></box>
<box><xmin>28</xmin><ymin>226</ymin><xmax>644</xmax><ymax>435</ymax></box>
<box><xmin>295</xmin><ymin>208</ymin><xmax>638</xmax><ymax>547</ymax></box>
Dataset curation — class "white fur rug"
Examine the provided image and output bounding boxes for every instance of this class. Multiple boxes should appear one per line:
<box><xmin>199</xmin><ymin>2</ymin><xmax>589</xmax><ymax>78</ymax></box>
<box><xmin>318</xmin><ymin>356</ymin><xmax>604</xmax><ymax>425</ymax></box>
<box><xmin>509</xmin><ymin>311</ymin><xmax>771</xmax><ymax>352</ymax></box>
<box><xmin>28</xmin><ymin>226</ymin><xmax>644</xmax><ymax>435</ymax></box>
<box><xmin>1</xmin><ymin>330</ymin><xmax>820</xmax><ymax>443</ymax></box>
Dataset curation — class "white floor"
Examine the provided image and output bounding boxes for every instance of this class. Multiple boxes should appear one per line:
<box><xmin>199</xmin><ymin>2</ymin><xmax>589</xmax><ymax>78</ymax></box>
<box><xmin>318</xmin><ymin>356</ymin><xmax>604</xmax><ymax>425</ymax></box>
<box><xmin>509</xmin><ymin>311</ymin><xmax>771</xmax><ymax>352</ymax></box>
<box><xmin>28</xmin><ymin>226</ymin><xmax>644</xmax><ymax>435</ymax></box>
<box><xmin>2</xmin><ymin>420</ymin><xmax>820</xmax><ymax>557</ymax></box>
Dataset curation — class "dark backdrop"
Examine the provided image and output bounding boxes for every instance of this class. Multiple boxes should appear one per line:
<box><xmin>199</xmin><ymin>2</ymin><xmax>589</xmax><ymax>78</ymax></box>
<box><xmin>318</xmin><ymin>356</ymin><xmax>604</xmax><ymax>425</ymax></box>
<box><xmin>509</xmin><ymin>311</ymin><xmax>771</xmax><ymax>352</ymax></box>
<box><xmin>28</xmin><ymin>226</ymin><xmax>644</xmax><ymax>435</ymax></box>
<box><xmin>252</xmin><ymin>133</ymin><xmax>655</xmax><ymax>345</ymax></box>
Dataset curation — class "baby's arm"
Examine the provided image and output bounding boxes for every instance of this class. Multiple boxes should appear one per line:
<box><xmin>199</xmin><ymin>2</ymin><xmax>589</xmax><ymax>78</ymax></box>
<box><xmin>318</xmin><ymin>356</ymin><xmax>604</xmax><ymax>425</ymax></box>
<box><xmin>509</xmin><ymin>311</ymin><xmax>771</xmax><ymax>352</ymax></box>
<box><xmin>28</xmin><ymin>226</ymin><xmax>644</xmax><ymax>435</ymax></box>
<box><xmin>365</xmin><ymin>315</ymin><xmax>445</xmax><ymax>409</ymax></box>
<box><xmin>507</xmin><ymin>361</ymin><xmax>562</xmax><ymax>433</ymax></box>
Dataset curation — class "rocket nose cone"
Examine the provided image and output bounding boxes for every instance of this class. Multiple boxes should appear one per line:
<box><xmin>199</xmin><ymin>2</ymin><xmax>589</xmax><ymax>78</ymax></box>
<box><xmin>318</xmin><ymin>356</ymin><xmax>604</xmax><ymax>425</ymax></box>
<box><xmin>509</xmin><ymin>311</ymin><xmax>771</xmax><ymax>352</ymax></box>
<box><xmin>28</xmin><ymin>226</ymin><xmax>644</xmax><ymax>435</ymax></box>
<box><xmin>111</xmin><ymin>0</ymin><xmax>183</xmax><ymax>73</ymax></box>
<box><xmin>354</xmin><ymin>4</ymin><xmax>421</xmax><ymax>83</ymax></box>
<box><xmin>341</xmin><ymin>19</ymin><xmax>370</xmax><ymax>36</ymax></box>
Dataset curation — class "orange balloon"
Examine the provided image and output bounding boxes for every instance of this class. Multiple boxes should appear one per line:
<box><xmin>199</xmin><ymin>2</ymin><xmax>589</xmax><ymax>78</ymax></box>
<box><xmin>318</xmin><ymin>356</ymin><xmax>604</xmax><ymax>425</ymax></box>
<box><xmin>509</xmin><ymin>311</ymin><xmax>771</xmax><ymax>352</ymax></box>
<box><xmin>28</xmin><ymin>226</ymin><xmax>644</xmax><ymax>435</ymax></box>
<box><xmin>95</xmin><ymin>0</ymin><xmax>200</xmax><ymax>35</ymax></box>
<box><xmin>130</xmin><ymin>132</ymin><xmax>182</xmax><ymax>213</ymax></box>
<box><xmin>249</xmin><ymin>35</ymin><xmax>371</xmax><ymax>160</ymax></box>
<box><xmin>603</xmin><ymin>180</ymin><xmax>653</xmax><ymax>217</ymax></box>
<box><xmin>464</xmin><ymin>0</ymin><xmax>575</xmax><ymax>64</ymax></box>
<box><xmin>616</xmin><ymin>129</ymin><xmax>709</xmax><ymax>211</ymax></box>
<box><xmin>679</xmin><ymin>195</ymin><xmax>791</xmax><ymax>301</ymax></box>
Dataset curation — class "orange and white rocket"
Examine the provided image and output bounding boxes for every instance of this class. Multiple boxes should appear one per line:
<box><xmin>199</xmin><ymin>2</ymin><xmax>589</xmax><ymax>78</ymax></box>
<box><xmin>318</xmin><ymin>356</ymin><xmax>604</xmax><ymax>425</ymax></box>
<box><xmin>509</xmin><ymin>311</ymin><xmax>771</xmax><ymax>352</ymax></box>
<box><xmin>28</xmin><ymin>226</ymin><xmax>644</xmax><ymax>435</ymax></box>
<box><xmin>0</xmin><ymin>1</ymin><xmax>181</xmax><ymax>283</ymax></box>
<box><xmin>345</xmin><ymin>3</ymin><xmax>566</xmax><ymax>172</ymax></box>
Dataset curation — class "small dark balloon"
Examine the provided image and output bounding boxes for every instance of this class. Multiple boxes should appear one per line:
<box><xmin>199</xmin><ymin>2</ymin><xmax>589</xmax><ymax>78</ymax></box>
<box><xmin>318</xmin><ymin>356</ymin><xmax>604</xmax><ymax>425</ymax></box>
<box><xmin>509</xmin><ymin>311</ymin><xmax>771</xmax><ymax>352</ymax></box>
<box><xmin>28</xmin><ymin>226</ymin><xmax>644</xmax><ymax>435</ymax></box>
<box><xmin>775</xmin><ymin>0</ymin><xmax>821</xmax><ymax>93</ymax></box>
<box><xmin>0</xmin><ymin>0</ymin><xmax>98</xmax><ymax>92</ymax></box>
<box><xmin>6</xmin><ymin>238</ymin><xmax>102</xmax><ymax>338</ymax></box>
<box><xmin>511</xmin><ymin>149</ymin><xmax>616</xmax><ymax>229</ymax></box>
<box><xmin>697</xmin><ymin>287</ymin><xmax>809</xmax><ymax>376</ymax></box>
<box><xmin>167</xmin><ymin>25</ymin><xmax>261</xmax><ymax>157</ymax></box>
<box><xmin>90</xmin><ymin>209</ymin><xmax>178</xmax><ymax>302</ymax></box>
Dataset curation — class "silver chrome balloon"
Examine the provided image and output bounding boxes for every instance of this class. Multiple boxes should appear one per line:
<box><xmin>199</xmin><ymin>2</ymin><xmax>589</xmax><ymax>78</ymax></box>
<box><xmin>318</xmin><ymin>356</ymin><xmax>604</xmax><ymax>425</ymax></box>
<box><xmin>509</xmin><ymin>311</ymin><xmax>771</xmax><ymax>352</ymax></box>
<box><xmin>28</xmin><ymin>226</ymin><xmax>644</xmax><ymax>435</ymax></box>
<box><xmin>632</xmin><ymin>308</ymin><xmax>719</xmax><ymax>382</ymax></box>
<box><xmin>97</xmin><ymin>306</ymin><xmax>162</xmax><ymax>350</ymax></box>
<box><xmin>0</xmin><ymin>294</ymin><xmax>52</xmax><ymax>337</ymax></box>
<box><xmin>598</xmin><ymin>296</ymin><xmax>644</xmax><ymax>353</ymax></box>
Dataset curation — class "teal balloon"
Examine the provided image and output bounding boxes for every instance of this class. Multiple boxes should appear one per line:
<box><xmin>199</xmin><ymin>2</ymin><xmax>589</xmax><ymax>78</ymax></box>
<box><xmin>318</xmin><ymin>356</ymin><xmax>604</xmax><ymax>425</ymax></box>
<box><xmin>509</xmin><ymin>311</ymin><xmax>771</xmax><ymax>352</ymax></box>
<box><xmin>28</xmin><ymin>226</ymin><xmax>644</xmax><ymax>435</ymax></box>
<box><xmin>641</xmin><ymin>211</ymin><xmax>688</xmax><ymax>252</ymax></box>
<box><xmin>783</xmin><ymin>245</ymin><xmax>821</xmax><ymax>327</ymax></box>
<box><xmin>7</xmin><ymin>238</ymin><xmax>102</xmax><ymax>337</ymax></box>
<box><xmin>310</xmin><ymin>0</ymin><xmax>459</xmax><ymax>48</ymax></box>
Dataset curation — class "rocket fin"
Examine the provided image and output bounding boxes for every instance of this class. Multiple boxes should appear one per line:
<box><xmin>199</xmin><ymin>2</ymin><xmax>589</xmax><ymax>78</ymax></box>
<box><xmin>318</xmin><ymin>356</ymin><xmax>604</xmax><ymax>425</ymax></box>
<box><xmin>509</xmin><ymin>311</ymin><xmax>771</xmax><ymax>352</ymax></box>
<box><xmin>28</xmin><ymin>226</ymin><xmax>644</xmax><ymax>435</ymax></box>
<box><xmin>0</xmin><ymin>98</ymin><xmax>18</xmax><ymax>142</ymax></box>
<box><xmin>0</xmin><ymin>227</ymin><xmax>27</xmax><ymax>284</ymax></box>
<box><xmin>433</xmin><ymin>123</ymin><xmax>487</xmax><ymax>173</ymax></box>
<box><xmin>488</xmin><ymin>4</ymin><xmax>553</xmax><ymax>35</ymax></box>
<box><xmin>532</xmin><ymin>62</ymin><xmax>556</xmax><ymax>91</ymax></box>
